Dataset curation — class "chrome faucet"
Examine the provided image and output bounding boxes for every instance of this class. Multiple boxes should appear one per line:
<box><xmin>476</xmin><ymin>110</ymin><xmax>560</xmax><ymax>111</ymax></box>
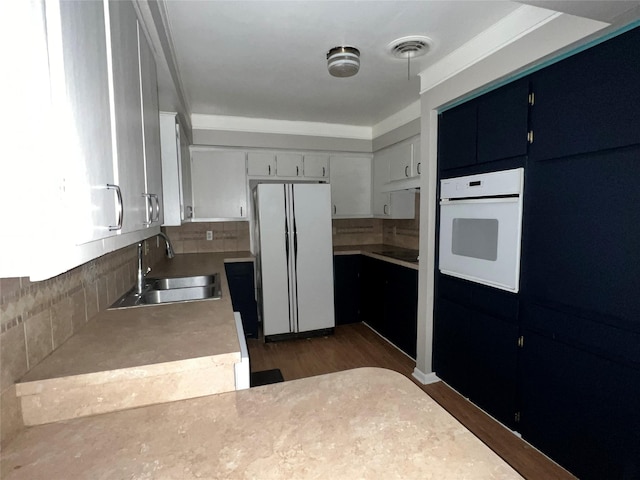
<box><xmin>135</xmin><ymin>233</ymin><xmax>176</xmax><ymax>294</ymax></box>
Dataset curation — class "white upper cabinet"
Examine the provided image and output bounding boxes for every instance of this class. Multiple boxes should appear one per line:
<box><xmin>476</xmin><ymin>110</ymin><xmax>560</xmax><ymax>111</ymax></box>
<box><xmin>388</xmin><ymin>138</ymin><xmax>416</xmax><ymax>182</ymax></box>
<box><xmin>303</xmin><ymin>154</ymin><xmax>329</xmax><ymax>178</ymax></box>
<box><xmin>276</xmin><ymin>153</ymin><xmax>303</xmax><ymax>177</ymax></box>
<box><xmin>247</xmin><ymin>152</ymin><xmax>276</xmax><ymax>177</ymax></box>
<box><xmin>53</xmin><ymin>0</ymin><xmax>119</xmax><ymax>244</ymax></box>
<box><xmin>191</xmin><ymin>149</ymin><xmax>248</xmax><ymax>220</ymax></box>
<box><xmin>138</xmin><ymin>22</ymin><xmax>163</xmax><ymax>227</ymax></box>
<box><xmin>329</xmin><ymin>156</ymin><xmax>372</xmax><ymax>218</ymax></box>
<box><xmin>1</xmin><ymin>0</ymin><xmax>163</xmax><ymax>280</ymax></box>
<box><xmin>108</xmin><ymin>0</ymin><xmax>146</xmax><ymax>233</ymax></box>
<box><xmin>411</xmin><ymin>135</ymin><xmax>422</xmax><ymax>177</ymax></box>
<box><xmin>160</xmin><ymin>113</ymin><xmax>192</xmax><ymax>225</ymax></box>
<box><xmin>372</xmin><ymin>144</ymin><xmax>415</xmax><ymax>219</ymax></box>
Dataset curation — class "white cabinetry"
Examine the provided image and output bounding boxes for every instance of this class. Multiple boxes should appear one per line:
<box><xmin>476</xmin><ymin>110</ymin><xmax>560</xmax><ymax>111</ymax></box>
<box><xmin>276</xmin><ymin>153</ymin><xmax>303</xmax><ymax>177</ymax></box>
<box><xmin>191</xmin><ymin>149</ymin><xmax>248</xmax><ymax>220</ymax></box>
<box><xmin>0</xmin><ymin>0</ymin><xmax>163</xmax><ymax>280</ymax></box>
<box><xmin>108</xmin><ymin>0</ymin><xmax>146</xmax><ymax>233</ymax></box>
<box><xmin>138</xmin><ymin>23</ymin><xmax>163</xmax><ymax>227</ymax></box>
<box><xmin>247</xmin><ymin>152</ymin><xmax>276</xmax><ymax>177</ymax></box>
<box><xmin>388</xmin><ymin>141</ymin><xmax>414</xmax><ymax>181</ymax></box>
<box><xmin>303</xmin><ymin>154</ymin><xmax>329</xmax><ymax>179</ymax></box>
<box><xmin>160</xmin><ymin>113</ymin><xmax>192</xmax><ymax>225</ymax></box>
<box><xmin>329</xmin><ymin>156</ymin><xmax>372</xmax><ymax>218</ymax></box>
<box><xmin>372</xmin><ymin>144</ymin><xmax>415</xmax><ymax>219</ymax></box>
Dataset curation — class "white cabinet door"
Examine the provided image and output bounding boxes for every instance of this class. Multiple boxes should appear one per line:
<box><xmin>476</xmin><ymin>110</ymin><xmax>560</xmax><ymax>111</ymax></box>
<box><xmin>412</xmin><ymin>135</ymin><xmax>422</xmax><ymax>177</ymax></box>
<box><xmin>329</xmin><ymin>156</ymin><xmax>372</xmax><ymax>218</ymax></box>
<box><xmin>303</xmin><ymin>154</ymin><xmax>329</xmax><ymax>178</ymax></box>
<box><xmin>54</xmin><ymin>0</ymin><xmax>118</xmax><ymax>243</ymax></box>
<box><xmin>276</xmin><ymin>153</ymin><xmax>303</xmax><ymax>177</ymax></box>
<box><xmin>372</xmin><ymin>148</ymin><xmax>391</xmax><ymax>216</ymax></box>
<box><xmin>192</xmin><ymin>150</ymin><xmax>247</xmax><ymax>220</ymax></box>
<box><xmin>247</xmin><ymin>152</ymin><xmax>276</xmax><ymax>177</ymax></box>
<box><xmin>138</xmin><ymin>23</ymin><xmax>163</xmax><ymax>227</ymax></box>
<box><xmin>179</xmin><ymin>123</ymin><xmax>193</xmax><ymax>220</ymax></box>
<box><xmin>389</xmin><ymin>141</ymin><xmax>414</xmax><ymax>181</ymax></box>
<box><xmin>160</xmin><ymin>113</ymin><xmax>192</xmax><ymax>225</ymax></box>
<box><xmin>108</xmin><ymin>0</ymin><xmax>146</xmax><ymax>233</ymax></box>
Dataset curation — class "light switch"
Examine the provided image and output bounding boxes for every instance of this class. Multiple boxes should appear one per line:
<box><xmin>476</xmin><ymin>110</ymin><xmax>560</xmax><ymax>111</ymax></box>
<box><xmin>206</xmin><ymin>231</ymin><xmax>213</xmax><ymax>241</ymax></box>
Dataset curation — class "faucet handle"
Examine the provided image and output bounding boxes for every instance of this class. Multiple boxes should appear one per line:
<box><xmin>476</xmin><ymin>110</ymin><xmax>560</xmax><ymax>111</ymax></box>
<box><xmin>145</xmin><ymin>267</ymin><xmax>152</xmax><ymax>276</ymax></box>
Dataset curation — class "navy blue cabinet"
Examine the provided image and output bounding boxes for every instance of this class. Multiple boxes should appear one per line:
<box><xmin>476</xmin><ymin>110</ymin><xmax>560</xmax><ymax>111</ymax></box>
<box><xmin>359</xmin><ymin>256</ymin><xmax>418</xmax><ymax>358</ymax></box>
<box><xmin>224</xmin><ymin>262</ymin><xmax>259</xmax><ymax>338</ymax></box>
<box><xmin>438</xmin><ymin>79</ymin><xmax>530</xmax><ymax>173</ymax></box>
<box><xmin>519</xmin><ymin>328</ymin><xmax>640</xmax><ymax>480</ymax></box>
<box><xmin>438</xmin><ymin>100</ymin><xmax>477</xmax><ymax>171</ymax></box>
<box><xmin>433</xmin><ymin>274</ymin><xmax>519</xmax><ymax>429</ymax></box>
<box><xmin>333</xmin><ymin>255</ymin><xmax>361</xmax><ymax>325</ymax></box>
<box><xmin>529</xmin><ymin>27</ymin><xmax>640</xmax><ymax>161</ymax></box>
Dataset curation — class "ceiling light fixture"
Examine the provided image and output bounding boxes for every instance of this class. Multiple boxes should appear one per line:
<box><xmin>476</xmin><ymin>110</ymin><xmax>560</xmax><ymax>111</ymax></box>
<box><xmin>387</xmin><ymin>36</ymin><xmax>432</xmax><ymax>80</ymax></box>
<box><xmin>327</xmin><ymin>46</ymin><xmax>360</xmax><ymax>78</ymax></box>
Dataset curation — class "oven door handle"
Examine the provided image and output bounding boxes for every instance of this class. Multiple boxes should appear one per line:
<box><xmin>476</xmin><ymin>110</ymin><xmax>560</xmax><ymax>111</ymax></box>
<box><xmin>440</xmin><ymin>197</ymin><xmax>520</xmax><ymax>206</ymax></box>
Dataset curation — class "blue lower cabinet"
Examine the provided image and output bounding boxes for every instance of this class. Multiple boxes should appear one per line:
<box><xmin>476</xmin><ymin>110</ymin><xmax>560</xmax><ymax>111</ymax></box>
<box><xmin>224</xmin><ymin>262</ymin><xmax>259</xmax><ymax>338</ymax></box>
<box><xmin>333</xmin><ymin>255</ymin><xmax>361</xmax><ymax>325</ymax></box>
<box><xmin>358</xmin><ymin>256</ymin><xmax>418</xmax><ymax>359</ymax></box>
<box><xmin>434</xmin><ymin>275</ymin><xmax>519</xmax><ymax>429</ymax></box>
<box><xmin>519</xmin><ymin>329</ymin><xmax>640</xmax><ymax>480</ymax></box>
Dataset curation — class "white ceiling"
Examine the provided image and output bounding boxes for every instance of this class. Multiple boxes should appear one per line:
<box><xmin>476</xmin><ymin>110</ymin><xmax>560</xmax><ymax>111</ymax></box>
<box><xmin>161</xmin><ymin>1</ymin><xmax>640</xmax><ymax>128</ymax></box>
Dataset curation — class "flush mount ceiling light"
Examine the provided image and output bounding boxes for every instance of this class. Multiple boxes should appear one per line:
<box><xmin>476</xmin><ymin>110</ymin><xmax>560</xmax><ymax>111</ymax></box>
<box><xmin>386</xmin><ymin>35</ymin><xmax>433</xmax><ymax>79</ymax></box>
<box><xmin>327</xmin><ymin>46</ymin><xmax>360</xmax><ymax>78</ymax></box>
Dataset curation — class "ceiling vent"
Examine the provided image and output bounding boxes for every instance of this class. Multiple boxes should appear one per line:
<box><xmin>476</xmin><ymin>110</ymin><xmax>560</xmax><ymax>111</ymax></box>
<box><xmin>386</xmin><ymin>36</ymin><xmax>432</xmax><ymax>79</ymax></box>
<box><xmin>387</xmin><ymin>36</ymin><xmax>432</xmax><ymax>59</ymax></box>
<box><xmin>327</xmin><ymin>46</ymin><xmax>361</xmax><ymax>78</ymax></box>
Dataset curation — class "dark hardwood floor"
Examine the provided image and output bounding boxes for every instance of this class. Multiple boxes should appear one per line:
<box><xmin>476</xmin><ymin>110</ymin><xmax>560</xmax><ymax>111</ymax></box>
<box><xmin>247</xmin><ymin>322</ymin><xmax>576</xmax><ymax>480</ymax></box>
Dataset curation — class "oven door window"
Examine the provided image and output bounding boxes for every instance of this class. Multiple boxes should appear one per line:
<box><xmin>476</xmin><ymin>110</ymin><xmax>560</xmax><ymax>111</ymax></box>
<box><xmin>439</xmin><ymin>198</ymin><xmax>522</xmax><ymax>292</ymax></box>
<box><xmin>452</xmin><ymin>218</ymin><xmax>499</xmax><ymax>261</ymax></box>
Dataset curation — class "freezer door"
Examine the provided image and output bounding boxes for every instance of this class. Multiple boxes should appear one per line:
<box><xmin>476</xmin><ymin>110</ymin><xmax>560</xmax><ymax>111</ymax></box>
<box><xmin>257</xmin><ymin>184</ymin><xmax>293</xmax><ymax>336</ymax></box>
<box><xmin>292</xmin><ymin>184</ymin><xmax>335</xmax><ymax>332</ymax></box>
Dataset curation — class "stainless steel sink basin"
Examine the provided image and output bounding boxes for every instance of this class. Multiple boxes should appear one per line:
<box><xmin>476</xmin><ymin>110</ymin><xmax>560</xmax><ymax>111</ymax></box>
<box><xmin>150</xmin><ymin>274</ymin><xmax>217</xmax><ymax>290</ymax></box>
<box><xmin>142</xmin><ymin>284</ymin><xmax>219</xmax><ymax>304</ymax></box>
<box><xmin>109</xmin><ymin>273</ymin><xmax>221</xmax><ymax>309</ymax></box>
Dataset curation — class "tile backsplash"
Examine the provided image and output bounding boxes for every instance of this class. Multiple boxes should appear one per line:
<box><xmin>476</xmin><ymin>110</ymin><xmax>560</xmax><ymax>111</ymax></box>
<box><xmin>0</xmin><ymin>239</ymin><xmax>166</xmax><ymax>449</ymax></box>
<box><xmin>163</xmin><ymin>222</ymin><xmax>250</xmax><ymax>254</ymax></box>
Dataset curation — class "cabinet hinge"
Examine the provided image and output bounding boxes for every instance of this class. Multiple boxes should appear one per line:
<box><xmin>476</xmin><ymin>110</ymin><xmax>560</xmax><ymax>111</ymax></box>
<box><xmin>528</xmin><ymin>92</ymin><xmax>535</xmax><ymax>106</ymax></box>
<box><xmin>515</xmin><ymin>411</ymin><xmax>521</xmax><ymax>423</ymax></box>
<box><xmin>517</xmin><ymin>335</ymin><xmax>524</xmax><ymax>348</ymax></box>
<box><xmin>527</xmin><ymin>130</ymin><xmax>534</xmax><ymax>144</ymax></box>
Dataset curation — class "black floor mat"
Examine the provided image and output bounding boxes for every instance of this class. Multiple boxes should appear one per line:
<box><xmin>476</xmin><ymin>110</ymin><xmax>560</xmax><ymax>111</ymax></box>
<box><xmin>250</xmin><ymin>368</ymin><xmax>284</xmax><ymax>387</ymax></box>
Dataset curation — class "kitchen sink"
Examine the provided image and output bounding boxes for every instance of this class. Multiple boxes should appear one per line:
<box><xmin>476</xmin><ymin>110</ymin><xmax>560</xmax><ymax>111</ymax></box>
<box><xmin>109</xmin><ymin>273</ymin><xmax>221</xmax><ymax>309</ymax></box>
<box><xmin>150</xmin><ymin>274</ymin><xmax>217</xmax><ymax>290</ymax></box>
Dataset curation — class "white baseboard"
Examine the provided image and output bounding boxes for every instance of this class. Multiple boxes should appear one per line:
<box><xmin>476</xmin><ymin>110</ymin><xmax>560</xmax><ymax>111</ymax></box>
<box><xmin>412</xmin><ymin>368</ymin><xmax>439</xmax><ymax>385</ymax></box>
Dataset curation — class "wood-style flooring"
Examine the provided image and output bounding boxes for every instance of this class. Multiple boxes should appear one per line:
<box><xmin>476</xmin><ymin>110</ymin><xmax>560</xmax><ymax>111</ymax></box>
<box><xmin>247</xmin><ymin>322</ymin><xmax>576</xmax><ymax>480</ymax></box>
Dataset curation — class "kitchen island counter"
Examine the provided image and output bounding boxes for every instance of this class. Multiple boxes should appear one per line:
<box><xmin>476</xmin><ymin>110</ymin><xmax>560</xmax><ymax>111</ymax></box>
<box><xmin>2</xmin><ymin>367</ymin><xmax>522</xmax><ymax>479</ymax></box>
<box><xmin>15</xmin><ymin>252</ymin><xmax>252</xmax><ymax>425</ymax></box>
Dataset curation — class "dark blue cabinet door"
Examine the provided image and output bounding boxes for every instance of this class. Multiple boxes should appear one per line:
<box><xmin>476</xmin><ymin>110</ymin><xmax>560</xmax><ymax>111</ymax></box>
<box><xmin>529</xmin><ymin>27</ymin><xmax>640</xmax><ymax>161</ymax></box>
<box><xmin>477</xmin><ymin>78</ymin><xmax>529</xmax><ymax>164</ymax></box>
<box><xmin>522</xmin><ymin>147</ymin><xmax>640</xmax><ymax>329</ymax></box>
<box><xmin>224</xmin><ymin>262</ymin><xmax>259</xmax><ymax>338</ymax></box>
<box><xmin>520</xmin><ymin>330</ymin><xmax>640</xmax><ymax>480</ymax></box>
<box><xmin>433</xmin><ymin>297</ymin><xmax>472</xmax><ymax>397</ymax></box>
<box><xmin>467</xmin><ymin>311</ymin><xmax>519</xmax><ymax>429</ymax></box>
<box><xmin>360</xmin><ymin>256</ymin><xmax>385</xmax><ymax>333</ymax></box>
<box><xmin>333</xmin><ymin>255</ymin><xmax>361</xmax><ymax>325</ymax></box>
<box><xmin>438</xmin><ymin>100</ymin><xmax>477</xmax><ymax>172</ymax></box>
<box><xmin>384</xmin><ymin>263</ymin><xmax>418</xmax><ymax>358</ymax></box>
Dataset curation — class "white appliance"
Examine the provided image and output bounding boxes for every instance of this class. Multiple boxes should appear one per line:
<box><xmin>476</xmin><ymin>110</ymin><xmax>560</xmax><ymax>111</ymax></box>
<box><xmin>439</xmin><ymin>168</ymin><xmax>524</xmax><ymax>293</ymax></box>
<box><xmin>254</xmin><ymin>183</ymin><xmax>335</xmax><ymax>339</ymax></box>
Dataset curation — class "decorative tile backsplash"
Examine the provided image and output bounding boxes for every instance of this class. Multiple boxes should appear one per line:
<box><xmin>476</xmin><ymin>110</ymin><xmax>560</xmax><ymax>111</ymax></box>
<box><xmin>163</xmin><ymin>222</ymin><xmax>250</xmax><ymax>254</ymax></box>
<box><xmin>0</xmin><ymin>239</ymin><xmax>166</xmax><ymax>449</ymax></box>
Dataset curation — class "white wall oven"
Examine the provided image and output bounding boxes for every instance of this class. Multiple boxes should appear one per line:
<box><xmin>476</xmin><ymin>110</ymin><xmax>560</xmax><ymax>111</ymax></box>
<box><xmin>439</xmin><ymin>168</ymin><xmax>524</xmax><ymax>293</ymax></box>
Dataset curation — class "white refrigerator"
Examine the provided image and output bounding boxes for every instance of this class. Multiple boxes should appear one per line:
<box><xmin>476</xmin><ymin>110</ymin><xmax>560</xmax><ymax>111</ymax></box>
<box><xmin>254</xmin><ymin>183</ymin><xmax>335</xmax><ymax>340</ymax></box>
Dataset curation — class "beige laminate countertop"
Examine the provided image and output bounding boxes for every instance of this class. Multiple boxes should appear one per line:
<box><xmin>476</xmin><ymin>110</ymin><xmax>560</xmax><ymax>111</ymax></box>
<box><xmin>2</xmin><ymin>368</ymin><xmax>522</xmax><ymax>480</ymax></box>
<box><xmin>334</xmin><ymin>243</ymin><xmax>420</xmax><ymax>270</ymax></box>
<box><xmin>20</xmin><ymin>252</ymin><xmax>253</xmax><ymax>383</ymax></box>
